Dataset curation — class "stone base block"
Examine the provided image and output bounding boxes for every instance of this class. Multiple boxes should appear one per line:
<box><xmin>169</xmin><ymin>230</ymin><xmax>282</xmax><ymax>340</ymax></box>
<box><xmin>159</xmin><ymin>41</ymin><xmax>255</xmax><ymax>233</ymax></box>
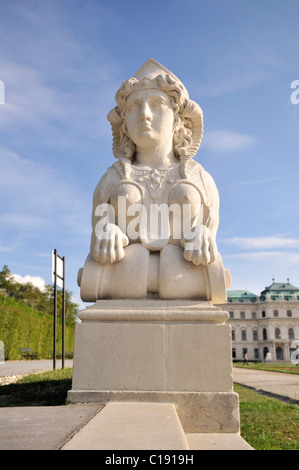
<box><xmin>67</xmin><ymin>390</ymin><xmax>240</xmax><ymax>433</ymax></box>
<box><xmin>71</xmin><ymin>318</ymin><xmax>233</xmax><ymax>393</ymax></box>
<box><xmin>69</xmin><ymin>301</ymin><xmax>239</xmax><ymax>433</ymax></box>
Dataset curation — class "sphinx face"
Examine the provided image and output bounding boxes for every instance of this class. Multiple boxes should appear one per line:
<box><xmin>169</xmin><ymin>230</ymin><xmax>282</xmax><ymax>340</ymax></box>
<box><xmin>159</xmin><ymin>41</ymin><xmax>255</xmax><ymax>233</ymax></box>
<box><xmin>124</xmin><ymin>88</ymin><xmax>175</xmax><ymax>150</ymax></box>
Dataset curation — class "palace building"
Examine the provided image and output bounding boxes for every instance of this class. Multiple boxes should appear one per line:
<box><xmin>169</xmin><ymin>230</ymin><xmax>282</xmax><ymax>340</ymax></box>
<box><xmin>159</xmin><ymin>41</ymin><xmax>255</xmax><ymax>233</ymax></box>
<box><xmin>219</xmin><ymin>280</ymin><xmax>299</xmax><ymax>363</ymax></box>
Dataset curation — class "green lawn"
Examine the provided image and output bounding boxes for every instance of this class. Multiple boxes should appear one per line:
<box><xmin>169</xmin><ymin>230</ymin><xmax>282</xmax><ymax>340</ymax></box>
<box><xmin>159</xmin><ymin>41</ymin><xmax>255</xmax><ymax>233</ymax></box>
<box><xmin>0</xmin><ymin>367</ymin><xmax>73</xmax><ymax>407</ymax></box>
<box><xmin>235</xmin><ymin>383</ymin><xmax>299</xmax><ymax>450</ymax></box>
<box><xmin>0</xmin><ymin>368</ymin><xmax>298</xmax><ymax>450</ymax></box>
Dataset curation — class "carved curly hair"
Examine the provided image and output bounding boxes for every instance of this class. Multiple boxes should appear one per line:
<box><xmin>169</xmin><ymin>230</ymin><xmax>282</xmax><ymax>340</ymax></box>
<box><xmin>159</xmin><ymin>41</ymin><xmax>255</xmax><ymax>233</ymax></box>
<box><xmin>109</xmin><ymin>74</ymin><xmax>202</xmax><ymax>178</ymax></box>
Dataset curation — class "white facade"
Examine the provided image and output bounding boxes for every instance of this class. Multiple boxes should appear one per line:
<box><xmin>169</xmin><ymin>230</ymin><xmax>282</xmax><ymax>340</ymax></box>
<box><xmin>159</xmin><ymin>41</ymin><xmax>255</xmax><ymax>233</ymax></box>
<box><xmin>219</xmin><ymin>283</ymin><xmax>299</xmax><ymax>363</ymax></box>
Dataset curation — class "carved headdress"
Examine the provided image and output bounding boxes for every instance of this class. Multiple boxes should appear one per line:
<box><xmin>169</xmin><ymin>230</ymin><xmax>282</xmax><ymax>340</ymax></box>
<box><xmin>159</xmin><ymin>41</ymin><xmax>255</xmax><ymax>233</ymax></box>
<box><xmin>107</xmin><ymin>58</ymin><xmax>204</xmax><ymax>178</ymax></box>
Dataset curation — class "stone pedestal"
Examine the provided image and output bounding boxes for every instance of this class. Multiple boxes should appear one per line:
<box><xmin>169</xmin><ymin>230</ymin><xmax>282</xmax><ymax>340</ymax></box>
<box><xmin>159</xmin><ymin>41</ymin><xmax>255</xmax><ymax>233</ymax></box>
<box><xmin>68</xmin><ymin>300</ymin><xmax>239</xmax><ymax>433</ymax></box>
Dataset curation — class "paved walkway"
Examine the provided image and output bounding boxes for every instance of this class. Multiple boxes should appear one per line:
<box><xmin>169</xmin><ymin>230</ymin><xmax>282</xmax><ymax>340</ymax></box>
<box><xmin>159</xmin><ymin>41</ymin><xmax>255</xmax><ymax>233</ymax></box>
<box><xmin>0</xmin><ymin>359</ymin><xmax>73</xmax><ymax>380</ymax></box>
<box><xmin>233</xmin><ymin>366</ymin><xmax>299</xmax><ymax>403</ymax></box>
<box><xmin>0</xmin><ymin>361</ymin><xmax>298</xmax><ymax>450</ymax></box>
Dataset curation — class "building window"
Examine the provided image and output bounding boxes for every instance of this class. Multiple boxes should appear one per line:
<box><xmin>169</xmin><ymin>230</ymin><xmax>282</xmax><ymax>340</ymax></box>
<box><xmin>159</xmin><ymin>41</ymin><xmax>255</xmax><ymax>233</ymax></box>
<box><xmin>273</xmin><ymin>310</ymin><xmax>279</xmax><ymax>317</ymax></box>
<box><xmin>232</xmin><ymin>330</ymin><xmax>235</xmax><ymax>341</ymax></box>
<box><xmin>229</xmin><ymin>311</ymin><xmax>234</xmax><ymax>319</ymax></box>
<box><xmin>232</xmin><ymin>348</ymin><xmax>236</xmax><ymax>359</ymax></box>
<box><xmin>275</xmin><ymin>328</ymin><xmax>281</xmax><ymax>339</ymax></box>
<box><xmin>276</xmin><ymin>346</ymin><xmax>284</xmax><ymax>360</ymax></box>
<box><xmin>287</xmin><ymin>310</ymin><xmax>292</xmax><ymax>317</ymax></box>
<box><xmin>253</xmin><ymin>330</ymin><xmax>258</xmax><ymax>341</ymax></box>
<box><xmin>254</xmin><ymin>348</ymin><xmax>259</xmax><ymax>359</ymax></box>
<box><xmin>289</xmin><ymin>328</ymin><xmax>295</xmax><ymax>340</ymax></box>
<box><xmin>240</xmin><ymin>311</ymin><xmax>245</xmax><ymax>319</ymax></box>
<box><xmin>241</xmin><ymin>330</ymin><xmax>247</xmax><ymax>341</ymax></box>
<box><xmin>252</xmin><ymin>311</ymin><xmax>256</xmax><ymax>319</ymax></box>
<box><xmin>263</xmin><ymin>328</ymin><xmax>267</xmax><ymax>340</ymax></box>
<box><xmin>262</xmin><ymin>310</ymin><xmax>266</xmax><ymax>318</ymax></box>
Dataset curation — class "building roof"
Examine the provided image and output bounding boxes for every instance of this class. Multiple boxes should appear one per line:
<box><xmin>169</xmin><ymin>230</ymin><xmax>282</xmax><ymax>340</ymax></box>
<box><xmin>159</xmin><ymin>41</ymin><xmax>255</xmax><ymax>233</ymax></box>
<box><xmin>227</xmin><ymin>280</ymin><xmax>299</xmax><ymax>302</ymax></box>
<box><xmin>227</xmin><ymin>290</ymin><xmax>258</xmax><ymax>302</ymax></box>
<box><xmin>261</xmin><ymin>280</ymin><xmax>299</xmax><ymax>294</ymax></box>
<box><xmin>260</xmin><ymin>280</ymin><xmax>299</xmax><ymax>300</ymax></box>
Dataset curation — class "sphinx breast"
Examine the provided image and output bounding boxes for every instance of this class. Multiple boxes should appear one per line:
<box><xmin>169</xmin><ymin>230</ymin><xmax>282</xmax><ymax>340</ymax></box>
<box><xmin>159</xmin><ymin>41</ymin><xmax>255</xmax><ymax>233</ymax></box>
<box><xmin>110</xmin><ymin>182</ymin><xmax>143</xmax><ymax>215</ymax></box>
<box><xmin>168</xmin><ymin>182</ymin><xmax>202</xmax><ymax>217</ymax></box>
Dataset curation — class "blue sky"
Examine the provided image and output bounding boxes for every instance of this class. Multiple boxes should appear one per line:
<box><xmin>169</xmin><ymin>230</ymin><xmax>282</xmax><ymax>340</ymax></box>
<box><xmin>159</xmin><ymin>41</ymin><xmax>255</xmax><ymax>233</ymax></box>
<box><xmin>0</xmin><ymin>0</ymin><xmax>299</xmax><ymax>306</ymax></box>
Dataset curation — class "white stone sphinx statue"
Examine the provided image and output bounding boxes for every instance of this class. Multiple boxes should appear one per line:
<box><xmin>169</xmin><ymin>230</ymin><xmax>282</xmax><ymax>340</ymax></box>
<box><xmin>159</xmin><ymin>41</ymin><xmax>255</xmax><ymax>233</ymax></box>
<box><xmin>78</xmin><ymin>58</ymin><xmax>231</xmax><ymax>303</ymax></box>
<box><xmin>70</xmin><ymin>61</ymin><xmax>240</xmax><ymax>436</ymax></box>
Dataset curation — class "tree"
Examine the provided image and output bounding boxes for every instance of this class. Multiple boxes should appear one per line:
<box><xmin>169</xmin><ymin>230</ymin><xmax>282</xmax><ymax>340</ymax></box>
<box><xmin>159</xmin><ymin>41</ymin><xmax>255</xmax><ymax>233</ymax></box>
<box><xmin>0</xmin><ymin>265</ymin><xmax>14</xmax><ymax>293</ymax></box>
<box><xmin>45</xmin><ymin>284</ymin><xmax>78</xmax><ymax>325</ymax></box>
<box><xmin>0</xmin><ymin>264</ymin><xmax>79</xmax><ymax>324</ymax></box>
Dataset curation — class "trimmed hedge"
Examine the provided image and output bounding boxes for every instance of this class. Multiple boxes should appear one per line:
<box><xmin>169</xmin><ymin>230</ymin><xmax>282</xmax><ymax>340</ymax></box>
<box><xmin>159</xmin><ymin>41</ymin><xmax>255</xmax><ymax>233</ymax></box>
<box><xmin>0</xmin><ymin>295</ymin><xmax>75</xmax><ymax>360</ymax></box>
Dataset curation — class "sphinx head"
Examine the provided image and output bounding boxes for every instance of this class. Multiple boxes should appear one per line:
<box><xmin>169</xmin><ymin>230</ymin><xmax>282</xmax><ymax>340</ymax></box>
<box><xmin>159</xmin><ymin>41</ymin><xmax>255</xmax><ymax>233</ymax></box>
<box><xmin>107</xmin><ymin>59</ymin><xmax>204</xmax><ymax>177</ymax></box>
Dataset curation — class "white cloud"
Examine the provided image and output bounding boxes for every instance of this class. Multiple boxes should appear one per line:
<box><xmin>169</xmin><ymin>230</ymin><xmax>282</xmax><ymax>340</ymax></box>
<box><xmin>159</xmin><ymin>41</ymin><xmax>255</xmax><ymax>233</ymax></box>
<box><xmin>0</xmin><ymin>145</ymin><xmax>92</xmax><ymax>280</ymax></box>
<box><xmin>221</xmin><ymin>236</ymin><xmax>299</xmax><ymax>290</ymax></box>
<box><xmin>0</xmin><ymin>62</ymin><xmax>70</xmax><ymax>130</ymax></box>
<box><xmin>0</xmin><ymin>26</ymin><xmax>122</xmax><ymax>144</ymax></box>
<box><xmin>0</xmin><ymin>147</ymin><xmax>90</xmax><ymax>235</ymax></box>
<box><xmin>0</xmin><ymin>239</ymin><xmax>20</xmax><ymax>253</ymax></box>
<box><xmin>220</xmin><ymin>173</ymin><xmax>299</xmax><ymax>190</ymax></box>
<box><xmin>223</xmin><ymin>236</ymin><xmax>299</xmax><ymax>250</ymax></box>
<box><xmin>204</xmin><ymin>130</ymin><xmax>256</xmax><ymax>153</ymax></box>
<box><xmin>0</xmin><ymin>213</ymin><xmax>48</xmax><ymax>231</ymax></box>
<box><xmin>12</xmin><ymin>273</ymin><xmax>46</xmax><ymax>292</ymax></box>
<box><xmin>222</xmin><ymin>250</ymin><xmax>299</xmax><ymax>293</ymax></box>
<box><xmin>223</xmin><ymin>251</ymin><xmax>299</xmax><ymax>270</ymax></box>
